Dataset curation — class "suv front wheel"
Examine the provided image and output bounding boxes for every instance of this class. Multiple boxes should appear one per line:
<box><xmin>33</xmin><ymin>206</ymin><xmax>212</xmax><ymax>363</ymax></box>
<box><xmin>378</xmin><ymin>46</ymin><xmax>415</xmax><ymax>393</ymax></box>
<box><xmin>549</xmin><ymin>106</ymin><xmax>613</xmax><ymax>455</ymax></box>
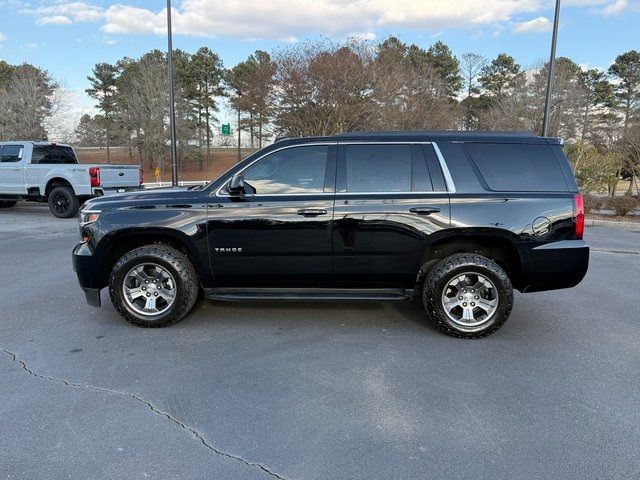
<box><xmin>423</xmin><ymin>253</ymin><xmax>513</xmax><ymax>338</ymax></box>
<box><xmin>109</xmin><ymin>244</ymin><xmax>199</xmax><ymax>327</ymax></box>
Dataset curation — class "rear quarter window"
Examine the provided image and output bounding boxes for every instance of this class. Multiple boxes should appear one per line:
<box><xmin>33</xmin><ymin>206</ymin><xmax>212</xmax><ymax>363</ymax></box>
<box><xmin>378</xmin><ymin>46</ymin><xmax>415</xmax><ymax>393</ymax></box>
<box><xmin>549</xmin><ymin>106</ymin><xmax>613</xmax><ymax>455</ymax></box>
<box><xmin>464</xmin><ymin>143</ymin><xmax>568</xmax><ymax>192</ymax></box>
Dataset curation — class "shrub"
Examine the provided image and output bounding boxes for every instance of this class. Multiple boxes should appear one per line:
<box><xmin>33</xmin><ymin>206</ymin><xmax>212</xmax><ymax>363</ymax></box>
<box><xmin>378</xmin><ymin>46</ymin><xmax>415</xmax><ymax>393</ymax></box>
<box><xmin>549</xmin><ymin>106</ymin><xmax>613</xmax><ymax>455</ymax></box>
<box><xmin>607</xmin><ymin>196</ymin><xmax>639</xmax><ymax>217</ymax></box>
<box><xmin>583</xmin><ymin>194</ymin><xmax>603</xmax><ymax>214</ymax></box>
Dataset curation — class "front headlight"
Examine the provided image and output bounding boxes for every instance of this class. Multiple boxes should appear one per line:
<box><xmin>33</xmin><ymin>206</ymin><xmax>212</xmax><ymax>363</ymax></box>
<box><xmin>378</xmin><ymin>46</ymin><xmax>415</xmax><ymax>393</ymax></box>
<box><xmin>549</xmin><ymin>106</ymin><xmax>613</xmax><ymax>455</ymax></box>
<box><xmin>79</xmin><ymin>210</ymin><xmax>101</xmax><ymax>227</ymax></box>
<box><xmin>79</xmin><ymin>209</ymin><xmax>101</xmax><ymax>241</ymax></box>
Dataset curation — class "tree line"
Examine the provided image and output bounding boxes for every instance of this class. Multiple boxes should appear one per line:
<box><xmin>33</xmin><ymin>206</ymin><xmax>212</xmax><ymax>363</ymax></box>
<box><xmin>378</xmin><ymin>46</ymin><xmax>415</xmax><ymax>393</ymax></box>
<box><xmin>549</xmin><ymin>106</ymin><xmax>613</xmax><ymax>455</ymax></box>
<box><xmin>0</xmin><ymin>37</ymin><xmax>638</xmax><ymax>194</ymax></box>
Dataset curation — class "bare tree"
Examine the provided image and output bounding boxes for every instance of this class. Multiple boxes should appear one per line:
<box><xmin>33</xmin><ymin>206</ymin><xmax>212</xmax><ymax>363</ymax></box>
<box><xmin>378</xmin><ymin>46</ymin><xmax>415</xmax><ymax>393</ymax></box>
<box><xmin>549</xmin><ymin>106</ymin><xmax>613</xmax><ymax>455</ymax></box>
<box><xmin>0</xmin><ymin>64</ymin><xmax>58</xmax><ymax>140</ymax></box>
<box><xmin>459</xmin><ymin>53</ymin><xmax>486</xmax><ymax>130</ymax></box>
<box><xmin>273</xmin><ymin>40</ymin><xmax>374</xmax><ymax>136</ymax></box>
<box><xmin>116</xmin><ymin>52</ymin><xmax>169</xmax><ymax>172</ymax></box>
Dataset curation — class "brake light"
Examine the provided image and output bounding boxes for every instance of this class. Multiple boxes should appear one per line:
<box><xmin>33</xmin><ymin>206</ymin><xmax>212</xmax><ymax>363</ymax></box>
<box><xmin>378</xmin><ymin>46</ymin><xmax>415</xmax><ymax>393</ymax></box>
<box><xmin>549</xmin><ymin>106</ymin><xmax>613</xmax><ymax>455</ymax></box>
<box><xmin>574</xmin><ymin>193</ymin><xmax>584</xmax><ymax>239</ymax></box>
<box><xmin>139</xmin><ymin>167</ymin><xmax>144</xmax><ymax>186</ymax></box>
<box><xmin>89</xmin><ymin>167</ymin><xmax>100</xmax><ymax>187</ymax></box>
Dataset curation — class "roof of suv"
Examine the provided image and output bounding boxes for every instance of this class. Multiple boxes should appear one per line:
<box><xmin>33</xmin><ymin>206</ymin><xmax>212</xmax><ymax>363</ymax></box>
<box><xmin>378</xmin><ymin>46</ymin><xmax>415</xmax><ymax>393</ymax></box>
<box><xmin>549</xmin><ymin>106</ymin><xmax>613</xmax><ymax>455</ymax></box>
<box><xmin>275</xmin><ymin>131</ymin><xmax>559</xmax><ymax>145</ymax></box>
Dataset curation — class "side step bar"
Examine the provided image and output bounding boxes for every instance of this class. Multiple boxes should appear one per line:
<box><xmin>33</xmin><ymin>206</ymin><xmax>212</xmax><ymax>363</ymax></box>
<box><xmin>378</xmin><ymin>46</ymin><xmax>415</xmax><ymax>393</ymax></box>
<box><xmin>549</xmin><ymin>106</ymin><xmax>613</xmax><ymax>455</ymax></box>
<box><xmin>204</xmin><ymin>287</ymin><xmax>412</xmax><ymax>302</ymax></box>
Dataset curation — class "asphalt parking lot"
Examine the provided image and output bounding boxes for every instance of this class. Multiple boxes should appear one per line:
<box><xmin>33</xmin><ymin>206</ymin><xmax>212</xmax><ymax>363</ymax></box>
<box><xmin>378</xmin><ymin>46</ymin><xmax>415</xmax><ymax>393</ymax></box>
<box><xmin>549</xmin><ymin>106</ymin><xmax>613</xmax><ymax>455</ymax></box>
<box><xmin>1</xmin><ymin>203</ymin><xmax>639</xmax><ymax>480</ymax></box>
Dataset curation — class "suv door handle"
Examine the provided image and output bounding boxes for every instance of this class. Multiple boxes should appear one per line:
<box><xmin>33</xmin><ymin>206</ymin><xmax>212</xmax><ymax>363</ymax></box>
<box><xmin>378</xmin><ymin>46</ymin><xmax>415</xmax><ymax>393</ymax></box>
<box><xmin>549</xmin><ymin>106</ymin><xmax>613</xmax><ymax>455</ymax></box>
<box><xmin>297</xmin><ymin>208</ymin><xmax>328</xmax><ymax>217</ymax></box>
<box><xmin>409</xmin><ymin>207</ymin><xmax>441</xmax><ymax>215</ymax></box>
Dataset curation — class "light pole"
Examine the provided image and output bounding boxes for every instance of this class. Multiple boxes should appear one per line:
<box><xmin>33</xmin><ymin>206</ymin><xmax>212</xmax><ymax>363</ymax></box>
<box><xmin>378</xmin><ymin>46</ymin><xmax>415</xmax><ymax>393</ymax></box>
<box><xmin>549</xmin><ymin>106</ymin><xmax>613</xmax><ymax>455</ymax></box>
<box><xmin>542</xmin><ymin>0</ymin><xmax>561</xmax><ymax>137</ymax></box>
<box><xmin>167</xmin><ymin>0</ymin><xmax>178</xmax><ymax>186</ymax></box>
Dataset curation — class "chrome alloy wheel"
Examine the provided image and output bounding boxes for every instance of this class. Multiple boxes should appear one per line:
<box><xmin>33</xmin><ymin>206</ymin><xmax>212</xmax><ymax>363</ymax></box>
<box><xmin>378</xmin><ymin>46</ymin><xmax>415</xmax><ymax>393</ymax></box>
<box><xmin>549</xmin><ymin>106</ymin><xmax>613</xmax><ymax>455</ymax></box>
<box><xmin>441</xmin><ymin>272</ymin><xmax>499</xmax><ymax>327</ymax></box>
<box><xmin>122</xmin><ymin>263</ymin><xmax>177</xmax><ymax>316</ymax></box>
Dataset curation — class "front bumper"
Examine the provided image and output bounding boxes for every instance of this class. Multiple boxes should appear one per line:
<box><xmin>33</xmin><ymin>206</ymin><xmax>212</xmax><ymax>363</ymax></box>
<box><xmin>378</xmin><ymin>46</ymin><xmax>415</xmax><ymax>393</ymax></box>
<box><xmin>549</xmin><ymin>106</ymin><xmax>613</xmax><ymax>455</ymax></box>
<box><xmin>72</xmin><ymin>241</ymin><xmax>102</xmax><ymax>307</ymax></box>
<box><xmin>520</xmin><ymin>240</ymin><xmax>589</xmax><ymax>293</ymax></box>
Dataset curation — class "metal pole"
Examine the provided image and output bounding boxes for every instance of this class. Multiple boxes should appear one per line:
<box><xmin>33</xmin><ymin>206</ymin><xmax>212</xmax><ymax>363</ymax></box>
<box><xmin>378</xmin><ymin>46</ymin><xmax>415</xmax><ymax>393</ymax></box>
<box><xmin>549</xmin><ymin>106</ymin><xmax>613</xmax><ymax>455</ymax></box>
<box><xmin>167</xmin><ymin>0</ymin><xmax>178</xmax><ymax>186</ymax></box>
<box><xmin>542</xmin><ymin>0</ymin><xmax>561</xmax><ymax>137</ymax></box>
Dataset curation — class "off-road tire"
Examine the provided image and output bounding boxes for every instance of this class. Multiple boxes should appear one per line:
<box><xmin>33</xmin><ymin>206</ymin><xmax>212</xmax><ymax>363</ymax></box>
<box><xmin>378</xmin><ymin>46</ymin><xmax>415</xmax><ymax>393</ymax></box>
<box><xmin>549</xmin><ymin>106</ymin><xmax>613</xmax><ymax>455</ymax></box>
<box><xmin>0</xmin><ymin>200</ymin><xmax>17</xmax><ymax>208</ymax></box>
<box><xmin>48</xmin><ymin>186</ymin><xmax>80</xmax><ymax>218</ymax></box>
<box><xmin>423</xmin><ymin>253</ymin><xmax>513</xmax><ymax>339</ymax></box>
<box><xmin>109</xmin><ymin>244</ymin><xmax>199</xmax><ymax>328</ymax></box>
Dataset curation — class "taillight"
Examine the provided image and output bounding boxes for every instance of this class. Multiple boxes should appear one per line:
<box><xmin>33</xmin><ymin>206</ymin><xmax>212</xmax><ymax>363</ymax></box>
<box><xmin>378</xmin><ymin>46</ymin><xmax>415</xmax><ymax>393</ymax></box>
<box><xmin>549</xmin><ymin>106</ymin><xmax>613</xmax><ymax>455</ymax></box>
<box><xmin>139</xmin><ymin>167</ymin><xmax>144</xmax><ymax>186</ymax></box>
<box><xmin>89</xmin><ymin>167</ymin><xmax>100</xmax><ymax>187</ymax></box>
<box><xmin>574</xmin><ymin>193</ymin><xmax>584</xmax><ymax>239</ymax></box>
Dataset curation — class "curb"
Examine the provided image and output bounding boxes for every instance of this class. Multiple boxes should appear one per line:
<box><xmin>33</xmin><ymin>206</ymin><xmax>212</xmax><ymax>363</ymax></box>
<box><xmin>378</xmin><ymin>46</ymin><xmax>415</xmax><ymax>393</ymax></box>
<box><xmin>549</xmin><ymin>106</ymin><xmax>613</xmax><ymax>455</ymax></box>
<box><xmin>586</xmin><ymin>218</ymin><xmax>640</xmax><ymax>231</ymax></box>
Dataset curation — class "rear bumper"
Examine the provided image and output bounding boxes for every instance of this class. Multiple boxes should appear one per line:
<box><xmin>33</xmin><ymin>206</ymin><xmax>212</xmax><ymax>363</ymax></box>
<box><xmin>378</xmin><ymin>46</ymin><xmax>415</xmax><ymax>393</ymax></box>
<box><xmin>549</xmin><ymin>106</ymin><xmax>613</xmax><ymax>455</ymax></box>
<box><xmin>519</xmin><ymin>240</ymin><xmax>589</xmax><ymax>293</ymax></box>
<box><xmin>72</xmin><ymin>241</ymin><xmax>102</xmax><ymax>307</ymax></box>
<box><xmin>91</xmin><ymin>186</ymin><xmax>141</xmax><ymax>197</ymax></box>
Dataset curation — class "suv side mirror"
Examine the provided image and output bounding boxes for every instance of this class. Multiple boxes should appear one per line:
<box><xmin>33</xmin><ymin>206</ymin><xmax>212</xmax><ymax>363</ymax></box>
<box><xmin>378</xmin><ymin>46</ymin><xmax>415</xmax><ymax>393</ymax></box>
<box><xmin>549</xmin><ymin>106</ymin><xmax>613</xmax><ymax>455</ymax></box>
<box><xmin>228</xmin><ymin>173</ymin><xmax>245</xmax><ymax>195</ymax></box>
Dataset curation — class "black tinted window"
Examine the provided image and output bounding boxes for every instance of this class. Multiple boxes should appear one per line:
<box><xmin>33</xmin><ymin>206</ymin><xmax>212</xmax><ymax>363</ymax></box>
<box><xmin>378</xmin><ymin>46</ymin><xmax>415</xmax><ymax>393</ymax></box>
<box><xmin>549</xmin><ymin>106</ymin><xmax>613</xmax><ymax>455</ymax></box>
<box><xmin>345</xmin><ymin>144</ymin><xmax>413</xmax><ymax>192</ymax></box>
<box><xmin>241</xmin><ymin>145</ymin><xmax>328</xmax><ymax>194</ymax></box>
<box><xmin>32</xmin><ymin>145</ymin><xmax>77</xmax><ymax>164</ymax></box>
<box><xmin>465</xmin><ymin>143</ymin><xmax>568</xmax><ymax>192</ymax></box>
<box><xmin>0</xmin><ymin>145</ymin><xmax>23</xmax><ymax>163</ymax></box>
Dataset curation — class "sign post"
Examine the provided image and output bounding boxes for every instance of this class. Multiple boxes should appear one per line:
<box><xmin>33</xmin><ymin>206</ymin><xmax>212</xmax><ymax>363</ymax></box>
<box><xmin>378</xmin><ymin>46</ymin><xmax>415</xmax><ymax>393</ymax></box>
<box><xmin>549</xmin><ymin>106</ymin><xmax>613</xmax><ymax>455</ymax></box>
<box><xmin>221</xmin><ymin>124</ymin><xmax>231</xmax><ymax>136</ymax></box>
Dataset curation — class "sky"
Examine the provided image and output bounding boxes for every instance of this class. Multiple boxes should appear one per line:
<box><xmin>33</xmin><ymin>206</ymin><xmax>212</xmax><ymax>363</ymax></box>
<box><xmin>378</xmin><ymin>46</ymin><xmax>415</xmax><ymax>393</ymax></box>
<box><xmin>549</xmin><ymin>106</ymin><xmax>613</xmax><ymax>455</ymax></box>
<box><xmin>0</xmin><ymin>0</ymin><xmax>639</xmax><ymax>124</ymax></box>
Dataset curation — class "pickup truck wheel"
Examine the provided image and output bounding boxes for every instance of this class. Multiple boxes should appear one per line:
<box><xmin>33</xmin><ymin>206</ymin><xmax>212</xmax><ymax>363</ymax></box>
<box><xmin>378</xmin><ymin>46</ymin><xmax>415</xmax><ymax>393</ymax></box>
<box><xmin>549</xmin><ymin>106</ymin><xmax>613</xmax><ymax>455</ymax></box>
<box><xmin>109</xmin><ymin>245</ymin><xmax>199</xmax><ymax>328</ymax></box>
<box><xmin>0</xmin><ymin>200</ymin><xmax>17</xmax><ymax>208</ymax></box>
<box><xmin>48</xmin><ymin>186</ymin><xmax>80</xmax><ymax>218</ymax></box>
<box><xmin>423</xmin><ymin>254</ymin><xmax>513</xmax><ymax>339</ymax></box>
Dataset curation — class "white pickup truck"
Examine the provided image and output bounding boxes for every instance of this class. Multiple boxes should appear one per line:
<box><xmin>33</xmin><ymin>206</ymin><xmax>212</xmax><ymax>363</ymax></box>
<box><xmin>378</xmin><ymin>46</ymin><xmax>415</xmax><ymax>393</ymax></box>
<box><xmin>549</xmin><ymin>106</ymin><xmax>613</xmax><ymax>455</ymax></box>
<box><xmin>0</xmin><ymin>141</ymin><xmax>142</xmax><ymax>218</ymax></box>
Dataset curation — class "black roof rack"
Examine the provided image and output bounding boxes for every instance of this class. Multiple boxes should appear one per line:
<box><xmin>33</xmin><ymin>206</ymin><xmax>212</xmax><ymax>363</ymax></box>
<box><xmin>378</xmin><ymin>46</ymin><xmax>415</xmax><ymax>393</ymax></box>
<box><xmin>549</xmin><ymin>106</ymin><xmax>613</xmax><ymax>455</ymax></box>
<box><xmin>333</xmin><ymin>130</ymin><xmax>536</xmax><ymax>137</ymax></box>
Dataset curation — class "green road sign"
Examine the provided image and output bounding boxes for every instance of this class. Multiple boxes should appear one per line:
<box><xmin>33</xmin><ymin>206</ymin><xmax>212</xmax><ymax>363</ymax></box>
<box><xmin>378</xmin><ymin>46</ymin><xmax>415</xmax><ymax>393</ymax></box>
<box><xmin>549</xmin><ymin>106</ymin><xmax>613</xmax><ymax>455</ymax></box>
<box><xmin>221</xmin><ymin>123</ymin><xmax>231</xmax><ymax>136</ymax></box>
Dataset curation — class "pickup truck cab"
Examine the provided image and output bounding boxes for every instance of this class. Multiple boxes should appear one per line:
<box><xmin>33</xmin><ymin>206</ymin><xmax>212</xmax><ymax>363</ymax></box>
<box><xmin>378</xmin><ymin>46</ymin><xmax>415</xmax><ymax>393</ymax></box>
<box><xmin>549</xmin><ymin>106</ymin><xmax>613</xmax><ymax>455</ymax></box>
<box><xmin>0</xmin><ymin>141</ymin><xmax>142</xmax><ymax>218</ymax></box>
<box><xmin>73</xmin><ymin>131</ymin><xmax>589</xmax><ymax>338</ymax></box>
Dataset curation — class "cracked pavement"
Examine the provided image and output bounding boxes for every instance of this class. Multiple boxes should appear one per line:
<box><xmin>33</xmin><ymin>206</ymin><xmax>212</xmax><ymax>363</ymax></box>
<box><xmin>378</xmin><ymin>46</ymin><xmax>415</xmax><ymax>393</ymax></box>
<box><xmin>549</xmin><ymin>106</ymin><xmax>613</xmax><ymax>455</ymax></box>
<box><xmin>1</xmin><ymin>204</ymin><xmax>640</xmax><ymax>479</ymax></box>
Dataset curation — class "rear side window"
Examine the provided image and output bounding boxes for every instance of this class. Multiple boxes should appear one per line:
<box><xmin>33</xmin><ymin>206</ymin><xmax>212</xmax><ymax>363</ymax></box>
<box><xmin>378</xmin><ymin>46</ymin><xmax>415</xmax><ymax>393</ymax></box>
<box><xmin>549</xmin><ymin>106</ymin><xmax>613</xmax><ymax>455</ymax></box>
<box><xmin>345</xmin><ymin>144</ymin><xmax>412</xmax><ymax>192</ymax></box>
<box><xmin>343</xmin><ymin>144</ymin><xmax>441</xmax><ymax>193</ymax></box>
<box><xmin>464</xmin><ymin>143</ymin><xmax>568</xmax><ymax>192</ymax></box>
<box><xmin>31</xmin><ymin>145</ymin><xmax>77</xmax><ymax>165</ymax></box>
<box><xmin>0</xmin><ymin>145</ymin><xmax>23</xmax><ymax>163</ymax></box>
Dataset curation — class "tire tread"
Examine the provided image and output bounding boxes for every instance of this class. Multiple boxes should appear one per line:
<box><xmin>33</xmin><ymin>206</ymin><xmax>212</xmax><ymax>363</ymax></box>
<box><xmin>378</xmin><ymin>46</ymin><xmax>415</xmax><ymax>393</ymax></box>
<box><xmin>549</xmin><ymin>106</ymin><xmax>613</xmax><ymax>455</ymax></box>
<box><xmin>108</xmin><ymin>244</ymin><xmax>199</xmax><ymax>328</ymax></box>
<box><xmin>423</xmin><ymin>253</ymin><xmax>513</xmax><ymax>339</ymax></box>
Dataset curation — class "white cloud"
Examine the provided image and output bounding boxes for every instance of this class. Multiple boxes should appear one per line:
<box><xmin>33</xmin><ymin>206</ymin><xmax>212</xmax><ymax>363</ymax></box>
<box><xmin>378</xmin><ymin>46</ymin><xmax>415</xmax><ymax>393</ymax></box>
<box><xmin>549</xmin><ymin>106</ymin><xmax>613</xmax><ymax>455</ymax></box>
<box><xmin>36</xmin><ymin>15</ymin><xmax>73</xmax><ymax>25</ymax></box>
<box><xmin>0</xmin><ymin>32</ymin><xmax>7</xmax><ymax>43</ymax></box>
<box><xmin>14</xmin><ymin>0</ymin><xmax>636</xmax><ymax>40</ymax></box>
<box><xmin>599</xmin><ymin>0</ymin><xmax>629</xmax><ymax>14</ymax></box>
<box><xmin>24</xmin><ymin>1</ymin><xmax>104</xmax><ymax>25</ymax></box>
<box><xmin>101</xmin><ymin>0</ymin><xmax>547</xmax><ymax>39</ymax></box>
<box><xmin>513</xmin><ymin>16</ymin><xmax>552</xmax><ymax>33</ymax></box>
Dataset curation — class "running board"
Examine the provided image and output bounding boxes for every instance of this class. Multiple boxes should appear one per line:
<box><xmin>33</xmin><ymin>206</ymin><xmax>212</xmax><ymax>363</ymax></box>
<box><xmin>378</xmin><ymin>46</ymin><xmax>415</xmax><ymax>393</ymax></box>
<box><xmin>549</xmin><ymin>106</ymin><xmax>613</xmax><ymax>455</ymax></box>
<box><xmin>204</xmin><ymin>287</ymin><xmax>412</xmax><ymax>302</ymax></box>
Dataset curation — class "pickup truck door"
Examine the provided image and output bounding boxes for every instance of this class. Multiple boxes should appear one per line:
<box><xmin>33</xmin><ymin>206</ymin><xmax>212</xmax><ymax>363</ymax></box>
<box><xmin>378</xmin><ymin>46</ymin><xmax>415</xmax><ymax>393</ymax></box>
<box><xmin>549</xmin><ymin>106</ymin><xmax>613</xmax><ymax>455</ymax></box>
<box><xmin>207</xmin><ymin>143</ymin><xmax>337</xmax><ymax>286</ymax></box>
<box><xmin>332</xmin><ymin>142</ymin><xmax>451</xmax><ymax>287</ymax></box>
<box><xmin>0</xmin><ymin>144</ymin><xmax>26</xmax><ymax>194</ymax></box>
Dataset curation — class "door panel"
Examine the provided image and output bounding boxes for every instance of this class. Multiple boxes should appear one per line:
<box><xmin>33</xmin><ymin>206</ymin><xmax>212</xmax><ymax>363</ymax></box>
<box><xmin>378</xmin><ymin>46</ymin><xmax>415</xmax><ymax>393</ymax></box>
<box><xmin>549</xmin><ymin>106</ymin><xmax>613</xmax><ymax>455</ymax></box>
<box><xmin>208</xmin><ymin>196</ymin><xmax>334</xmax><ymax>285</ymax></box>
<box><xmin>207</xmin><ymin>143</ymin><xmax>337</xmax><ymax>286</ymax></box>
<box><xmin>0</xmin><ymin>145</ymin><xmax>26</xmax><ymax>194</ymax></box>
<box><xmin>333</xmin><ymin>195</ymin><xmax>450</xmax><ymax>286</ymax></box>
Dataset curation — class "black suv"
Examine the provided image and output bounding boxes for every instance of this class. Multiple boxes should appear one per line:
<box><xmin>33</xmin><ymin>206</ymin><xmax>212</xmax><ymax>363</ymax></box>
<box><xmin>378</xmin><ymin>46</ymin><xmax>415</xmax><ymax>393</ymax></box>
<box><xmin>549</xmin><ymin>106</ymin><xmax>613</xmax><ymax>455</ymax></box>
<box><xmin>73</xmin><ymin>131</ymin><xmax>588</xmax><ymax>338</ymax></box>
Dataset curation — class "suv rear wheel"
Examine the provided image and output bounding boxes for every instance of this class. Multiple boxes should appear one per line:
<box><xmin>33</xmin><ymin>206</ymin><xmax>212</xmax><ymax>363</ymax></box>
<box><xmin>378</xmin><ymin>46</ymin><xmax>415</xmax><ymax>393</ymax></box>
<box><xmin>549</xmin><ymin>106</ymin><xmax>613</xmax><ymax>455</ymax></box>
<box><xmin>423</xmin><ymin>253</ymin><xmax>513</xmax><ymax>338</ymax></box>
<box><xmin>108</xmin><ymin>244</ymin><xmax>199</xmax><ymax>327</ymax></box>
<box><xmin>48</xmin><ymin>186</ymin><xmax>80</xmax><ymax>218</ymax></box>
